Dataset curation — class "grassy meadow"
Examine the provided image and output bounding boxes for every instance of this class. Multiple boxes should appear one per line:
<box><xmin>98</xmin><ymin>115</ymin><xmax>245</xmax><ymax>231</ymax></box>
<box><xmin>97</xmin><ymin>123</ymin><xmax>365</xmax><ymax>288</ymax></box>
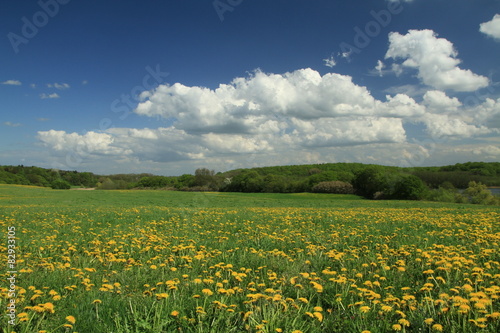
<box><xmin>1</xmin><ymin>184</ymin><xmax>499</xmax><ymax>332</ymax></box>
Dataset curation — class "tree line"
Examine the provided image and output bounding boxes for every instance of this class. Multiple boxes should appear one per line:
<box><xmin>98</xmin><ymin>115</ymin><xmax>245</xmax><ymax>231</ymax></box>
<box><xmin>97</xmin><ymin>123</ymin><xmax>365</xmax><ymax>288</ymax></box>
<box><xmin>1</xmin><ymin>162</ymin><xmax>499</xmax><ymax>204</ymax></box>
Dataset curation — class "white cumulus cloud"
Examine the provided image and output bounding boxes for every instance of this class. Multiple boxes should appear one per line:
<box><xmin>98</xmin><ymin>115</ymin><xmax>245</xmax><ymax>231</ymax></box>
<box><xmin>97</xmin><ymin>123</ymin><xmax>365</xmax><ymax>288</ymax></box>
<box><xmin>1</xmin><ymin>80</ymin><xmax>22</xmax><ymax>86</ymax></box>
<box><xmin>423</xmin><ymin>90</ymin><xmax>462</xmax><ymax>113</ymax></box>
<box><xmin>480</xmin><ymin>14</ymin><xmax>500</xmax><ymax>40</ymax></box>
<box><xmin>40</xmin><ymin>93</ymin><xmax>60</xmax><ymax>99</ymax></box>
<box><xmin>385</xmin><ymin>29</ymin><xmax>489</xmax><ymax>92</ymax></box>
<box><xmin>47</xmin><ymin>82</ymin><xmax>70</xmax><ymax>90</ymax></box>
<box><xmin>37</xmin><ymin>130</ymin><xmax>131</xmax><ymax>156</ymax></box>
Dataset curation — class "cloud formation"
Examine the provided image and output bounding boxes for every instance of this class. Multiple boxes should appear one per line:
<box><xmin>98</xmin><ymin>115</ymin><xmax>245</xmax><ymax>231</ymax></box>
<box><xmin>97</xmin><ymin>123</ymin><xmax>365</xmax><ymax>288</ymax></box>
<box><xmin>47</xmin><ymin>82</ymin><xmax>70</xmax><ymax>90</ymax></box>
<box><xmin>4</xmin><ymin>121</ymin><xmax>22</xmax><ymax>127</ymax></box>
<box><xmin>37</xmin><ymin>67</ymin><xmax>498</xmax><ymax>173</ymax></box>
<box><xmin>385</xmin><ymin>29</ymin><xmax>489</xmax><ymax>92</ymax></box>
<box><xmin>1</xmin><ymin>80</ymin><xmax>22</xmax><ymax>86</ymax></box>
<box><xmin>480</xmin><ymin>14</ymin><xmax>500</xmax><ymax>40</ymax></box>
<box><xmin>40</xmin><ymin>93</ymin><xmax>60</xmax><ymax>99</ymax></box>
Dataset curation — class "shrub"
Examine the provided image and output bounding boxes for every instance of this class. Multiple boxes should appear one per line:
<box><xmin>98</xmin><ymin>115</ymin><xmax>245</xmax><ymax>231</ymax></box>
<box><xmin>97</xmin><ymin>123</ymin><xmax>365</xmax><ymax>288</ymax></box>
<box><xmin>352</xmin><ymin>167</ymin><xmax>388</xmax><ymax>198</ymax></box>
<box><xmin>50</xmin><ymin>179</ymin><xmax>71</xmax><ymax>190</ymax></box>
<box><xmin>463</xmin><ymin>181</ymin><xmax>499</xmax><ymax>205</ymax></box>
<box><xmin>311</xmin><ymin>181</ymin><xmax>354</xmax><ymax>194</ymax></box>
<box><xmin>393</xmin><ymin>175</ymin><xmax>427</xmax><ymax>200</ymax></box>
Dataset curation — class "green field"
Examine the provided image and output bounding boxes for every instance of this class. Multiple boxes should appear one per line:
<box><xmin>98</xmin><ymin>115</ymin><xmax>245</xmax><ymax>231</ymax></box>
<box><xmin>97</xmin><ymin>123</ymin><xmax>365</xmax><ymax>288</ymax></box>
<box><xmin>1</xmin><ymin>185</ymin><xmax>499</xmax><ymax>332</ymax></box>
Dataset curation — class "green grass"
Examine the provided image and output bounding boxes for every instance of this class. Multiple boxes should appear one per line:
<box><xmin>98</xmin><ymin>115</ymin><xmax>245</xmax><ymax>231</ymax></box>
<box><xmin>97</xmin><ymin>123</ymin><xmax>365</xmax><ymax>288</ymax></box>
<box><xmin>1</xmin><ymin>185</ymin><xmax>499</xmax><ymax>333</ymax></box>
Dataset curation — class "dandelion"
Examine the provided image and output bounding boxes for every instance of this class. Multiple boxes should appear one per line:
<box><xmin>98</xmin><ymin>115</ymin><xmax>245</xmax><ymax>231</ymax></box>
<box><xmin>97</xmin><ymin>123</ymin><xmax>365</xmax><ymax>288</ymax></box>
<box><xmin>360</xmin><ymin>306</ymin><xmax>371</xmax><ymax>313</ymax></box>
<box><xmin>202</xmin><ymin>289</ymin><xmax>213</xmax><ymax>296</ymax></box>
<box><xmin>313</xmin><ymin>312</ymin><xmax>323</xmax><ymax>322</ymax></box>
<box><xmin>424</xmin><ymin>318</ymin><xmax>434</xmax><ymax>325</ymax></box>
<box><xmin>66</xmin><ymin>315</ymin><xmax>76</xmax><ymax>324</ymax></box>
<box><xmin>381</xmin><ymin>305</ymin><xmax>393</xmax><ymax>313</ymax></box>
<box><xmin>398</xmin><ymin>318</ymin><xmax>410</xmax><ymax>327</ymax></box>
<box><xmin>392</xmin><ymin>324</ymin><xmax>402</xmax><ymax>331</ymax></box>
<box><xmin>155</xmin><ymin>293</ymin><xmax>169</xmax><ymax>300</ymax></box>
<box><xmin>41</xmin><ymin>302</ymin><xmax>55</xmax><ymax>313</ymax></box>
<box><xmin>171</xmin><ymin>310</ymin><xmax>179</xmax><ymax>317</ymax></box>
<box><xmin>431</xmin><ymin>323</ymin><xmax>444</xmax><ymax>332</ymax></box>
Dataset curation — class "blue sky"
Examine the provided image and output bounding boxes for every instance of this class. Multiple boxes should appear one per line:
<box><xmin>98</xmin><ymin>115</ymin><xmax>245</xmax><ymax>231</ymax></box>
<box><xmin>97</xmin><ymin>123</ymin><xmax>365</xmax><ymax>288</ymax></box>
<box><xmin>1</xmin><ymin>0</ymin><xmax>499</xmax><ymax>176</ymax></box>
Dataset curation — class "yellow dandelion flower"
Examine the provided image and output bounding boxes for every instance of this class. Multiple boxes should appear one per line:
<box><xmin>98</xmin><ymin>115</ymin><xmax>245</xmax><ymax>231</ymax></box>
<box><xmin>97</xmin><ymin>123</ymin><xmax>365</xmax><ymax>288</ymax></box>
<box><xmin>63</xmin><ymin>324</ymin><xmax>73</xmax><ymax>329</ymax></box>
<box><xmin>398</xmin><ymin>318</ymin><xmax>410</xmax><ymax>327</ymax></box>
<box><xmin>392</xmin><ymin>324</ymin><xmax>402</xmax><ymax>331</ymax></box>
<box><xmin>381</xmin><ymin>305</ymin><xmax>393</xmax><ymax>312</ymax></box>
<box><xmin>297</xmin><ymin>297</ymin><xmax>309</xmax><ymax>303</ymax></box>
<box><xmin>171</xmin><ymin>310</ymin><xmax>179</xmax><ymax>317</ymax></box>
<box><xmin>92</xmin><ymin>299</ymin><xmax>102</xmax><ymax>304</ymax></box>
<box><xmin>487</xmin><ymin>312</ymin><xmax>500</xmax><ymax>319</ymax></box>
<box><xmin>313</xmin><ymin>306</ymin><xmax>323</xmax><ymax>312</ymax></box>
<box><xmin>359</xmin><ymin>306</ymin><xmax>371</xmax><ymax>313</ymax></box>
<box><xmin>66</xmin><ymin>315</ymin><xmax>76</xmax><ymax>324</ymax></box>
<box><xmin>313</xmin><ymin>311</ymin><xmax>323</xmax><ymax>322</ymax></box>
<box><xmin>311</xmin><ymin>282</ymin><xmax>323</xmax><ymax>293</ymax></box>
<box><xmin>424</xmin><ymin>318</ymin><xmax>434</xmax><ymax>325</ymax></box>
<box><xmin>202</xmin><ymin>288</ymin><xmax>213</xmax><ymax>296</ymax></box>
<box><xmin>432</xmin><ymin>324</ymin><xmax>443</xmax><ymax>331</ymax></box>
<box><xmin>243</xmin><ymin>311</ymin><xmax>253</xmax><ymax>321</ymax></box>
<box><xmin>42</xmin><ymin>303</ymin><xmax>55</xmax><ymax>313</ymax></box>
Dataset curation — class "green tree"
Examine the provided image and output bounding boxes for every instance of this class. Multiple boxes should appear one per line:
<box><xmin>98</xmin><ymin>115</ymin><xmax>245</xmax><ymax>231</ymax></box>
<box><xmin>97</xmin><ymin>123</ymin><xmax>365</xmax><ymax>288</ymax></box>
<box><xmin>393</xmin><ymin>175</ymin><xmax>427</xmax><ymax>200</ymax></box>
<box><xmin>352</xmin><ymin>167</ymin><xmax>388</xmax><ymax>199</ymax></box>
<box><xmin>51</xmin><ymin>179</ymin><xmax>71</xmax><ymax>189</ymax></box>
<box><xmin>463</xmin><ymin>181</ymin><xmax>498</xmax><ymax>205</ymax></box>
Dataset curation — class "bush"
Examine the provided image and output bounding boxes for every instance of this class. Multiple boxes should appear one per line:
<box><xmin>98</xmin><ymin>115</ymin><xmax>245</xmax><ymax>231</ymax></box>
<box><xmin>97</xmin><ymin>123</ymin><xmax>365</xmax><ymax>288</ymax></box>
<box><xmin>51</xmin><ymin>179</ymin><xmax>71</xmax><ymax>190</ymax></box>
<box><xmin>425</xmin><ymin>187</ymin><xmax>457</xmax><ymax>203</ymax></box>
<box><xmin>352</xmin><ymin>167</ymin><xmax>388</xmax><ymax>198</ymax></box>
<box><xmin>312</xmin><ymin>181</ymin><xmax>354</xmax><ymax>194</ymax></box>
<box><xmin>392</xmin><ymin>175</ymin><xmax>427</xmax><ymax>200</ymax></box>
<box><xmin>463</xmin><ymin>181</ymin><xmax>499</xmax><ymax>205</ymax></box>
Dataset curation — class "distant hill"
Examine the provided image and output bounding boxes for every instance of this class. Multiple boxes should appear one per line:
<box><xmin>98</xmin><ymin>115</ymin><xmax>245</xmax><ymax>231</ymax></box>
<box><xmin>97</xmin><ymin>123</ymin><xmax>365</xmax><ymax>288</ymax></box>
<box><xmin>1</xmin><ymin>161</ymin><xmax>499</xmax><ymax>191</ymax></box>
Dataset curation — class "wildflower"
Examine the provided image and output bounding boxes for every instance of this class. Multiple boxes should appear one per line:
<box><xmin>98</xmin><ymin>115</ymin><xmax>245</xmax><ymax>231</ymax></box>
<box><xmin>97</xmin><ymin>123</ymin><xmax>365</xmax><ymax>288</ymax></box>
<box><xmin>313</xmin><ymin>312</ymin><xmax>323</xmax><ymax>322</ymax></box>
<box><xmin>42</xmin><ymin>303</ymin><xmax>55</xmax><ymax>313</ymax></box>
<box><xmin>432</xmin><ymin>324</ymin><xmax>443</xmax><ymax>331</ymax></box>
<box><xmin>155</xmin><ymin>293</ymin><xmax>169</xmax><ymax>300</ymax></box>
<box><xmin>381</xmin><ymin>305</ymin><xmax>393</xmax><ymax>312</ymax></box>
<box><xmin>202</xmin><ymin>289</ymin><xmax>213</xmax><ymax>296</ymax></box>
<box><xmin>392</xmin><ymin>324</ymin><xmax>402</xmax><ymax>331</ymax></box>
<box><xmin>243</xmin><ymin>311</ymin><xmax>253</xmax><ymax>321</ymax></box>
<box><xmin>66</xmin><ymin>316</ymin><xmax>76</xmax><ymax>324</ymax></box>
<box><xmin>92</xmin><ymin>299</ymin><xmax>102</xmax><ymax>304</ymax></box>
<box><xmin>171</xmin><ymin>310</ymin><xmax>179</xmax><ymax>317</ymax></box>
<box><xmin>424</xmin><ymin>318</ymin><xmax>434</xmax><ymax>325</ymax></box>
<box><xmin>311</xmin><ymin>282</ymin><xmax>323</xmax><ymax>293</ymax></box>
<box><xmin>17</xmin><ymin>312</ymin><xmax>29</xmax><ymax>322</ymax></box>
<box><xmin>398</xmin><ymin>318</ymin><xmax>410</xmax><ymax>327</ymax></box>
<box><xmin>360</xmin><ymin>306</ymin><xmax>371</xmax><ymax>313</ymax></box>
